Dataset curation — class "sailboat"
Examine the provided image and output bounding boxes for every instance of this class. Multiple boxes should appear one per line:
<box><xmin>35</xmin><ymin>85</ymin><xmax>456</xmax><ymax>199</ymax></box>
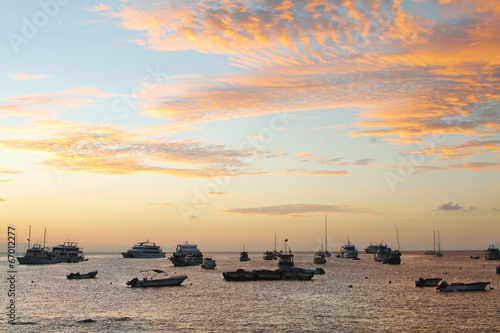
<box><xmin>324</xmin><ymin>215</ymin><xmax>331</xmax><ymax>257</ymax></box>
<box><xmin>387</xmin><ymin>227</ymin><xmax>402</xmax><ymax>264</ymax></box>
<box><xmin>434</xmin><ymin>230</ymin><xmax>444</xmax><ymax>257</ymax></box>
<box><xmin>425</xmin><ymin>230</ymin><xmax>441</xmax><ymax>256</ymax></box>
<box><xmin>263</xmin><ymin>232</ymin><xmax>279</xmax><ymax>260</ymax></box>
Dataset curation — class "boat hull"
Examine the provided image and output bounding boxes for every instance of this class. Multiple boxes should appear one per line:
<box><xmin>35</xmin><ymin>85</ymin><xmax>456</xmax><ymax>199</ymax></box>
<box><xmin>437</xmin><ymin>281</ymin><xmax>490</xmax><ymax>292</ymax></box>
<box><xmin>201</xmin><ymin>258</ymin><xmax>216</xmax><ymax>269</ymax></box>
<box><xmin>67</xmin><ymin>271</ymin><xmax>98</xmax><ymax>279</ymax></box>
<box><xmin>415</xmin><ymin>278</ymin><xmax>442</xmax><ymax>287</ymax></box>
<box><xmin>121</xmin><ymin>252</ymin><xmax>166</xmax><ymax>258</ymax></box>
<box><xmin>17</xmin><ymin>257</ymin><xmax>59</xmax><ymax>265</ymax></box>
<box><xmin>127</xmin><ymin>275</ymin><xmax>187</xmax><ymax>287</ymax></box>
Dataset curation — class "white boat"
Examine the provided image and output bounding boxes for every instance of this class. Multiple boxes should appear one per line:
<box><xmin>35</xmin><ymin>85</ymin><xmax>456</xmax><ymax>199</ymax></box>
<box><xmin>17</xmin><ymin>227</ymin><xmax>59</xmax><ymax>265</ymax></box>
<box><xmin>437</xmin><ymin>281</ymin><xmax>490</xmax><ymax>292</ymax></box>
<box><xmin>201</xmin><ymin>257</ymin><xmax>216</xmax><ymax>269</ymax></box>
<box><xmin>52</xmin><ymin>241</ymin><xmax>88</xmax><ymax>263</ymax></box>
<box><xmin>169</xmin><ymin>243</ymin><xmax>203</xmax><ymax>266</ymax></box>
<box><xmin>485</xmin><ymin>244</ymin><xmax>500</xmax><ymax>260</ymax></box>
<box><xmin>339</xmin><ymin>239</ymin><xmax>358</xmax><ymax>259</ymax></box>
<box><xmin>121</xmin><ymin>241</ymin><xmax>166</xmax><ymax>258</ymax></box>
<box><xmin>126</xmin><ymin>269</ymin><xmax>188</xmax><ymax>287</ymax></box>
<box><xmin>67</xmin><ymin>271</ymin><xmax>98</xmax><ymax>279</ymax></box>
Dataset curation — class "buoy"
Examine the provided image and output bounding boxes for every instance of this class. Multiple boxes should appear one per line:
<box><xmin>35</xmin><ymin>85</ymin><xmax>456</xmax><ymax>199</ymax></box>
<box><xmin>348</xmin><ymin>285</ymin><xmax>353</xmax><ymax>288</ymax></box>
<box><xmin>389</xmin><ymin>281</ymin><xmax>392</xmax><ymax>283</ymax></box>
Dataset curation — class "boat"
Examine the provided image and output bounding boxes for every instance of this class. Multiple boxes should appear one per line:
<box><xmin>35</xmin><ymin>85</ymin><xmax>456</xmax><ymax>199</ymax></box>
<box><xmin>278</xmin><ymin>239</ymin><xmax>294</xmax><ymax>270</ymax></box>
<box><xmin>374</xmin><ymin>244</ymin><xmax>391</xmax><ymax>262</ymax></box>
<box><xmin>201</xmin><ymin>257</ymin><xmax>216</xmax><ymax>269</ymax></box>
<box><xmin>67</xmin><ymin>271</ymin><xmax>98</xmax><ymax>279</ymax></box>
<box><xmin>485</xmin><ymin>245</ymin><xmax>500</xmax><ymax>260</ymax></box>
<box><xmin>436</xmin><ymin>280</ymin><xmax>490</xmax><ymax>292</ymax></box>
<box><xmin>470</xmin><ymin>256</ymin><xmax>480</xmax><ymax>259</ymax></box>
<box><xmin>126</xmin><ymin>269</ymin><xmax>188</xmax><ymax>287</ymax></box>
<box><xmin>17</xmin><ymin>227</ymin><xmax>59</xmax><ymax>265</ymax></box>
<box><xmin>364</xmin><ymin>243</ymin><xmax>381</xmax><ymax>254</ymax></box>
<box><xmin>239</xmin><ymin>245</ymin><xmax>250</xmax><ymax>261</ymax></box>
<box><xmin>52</xmin><ymin>241</ymin><xmax>88</xmax><ymax>263</ymax></box>
<box><xmin>302</xmin><ymin>267</ymin><xmax>325</xmax><ymax>275</ymax></box>
<box><xmin>252</xmin><ymin>269</ymin><xmax>283</xmax><ymax>280</ymax></box>
<box><xmin>496</xmin><ymin>263</ymin><xmax>500</xmax><ymax>274</ymax></box>
<box><xmin>263</xmin><ymin>233</ymin><xmax>280</xmax><ymax>260</ymax></box>
<box><xmin>324</xmin><ymin>215</ymin><xmax>331</xmax><ymax>257</ymax></box>
<box><xmin>415</xmin><ymin>278</ymin><xmax>442</xmax><ymax>287</ymax></box>
<box><xmin>387</xmin><ymin>228</ymin><xmax>402</xmax><ymax>265</ymax></box>
<box><xmin>281</xmin><ymin>267</ymin><xmax>314</xmax><ymax>280</ymax></box>
<box><xmin>339</xmin><ymin>239</ymin><xmax>358</xmax><ymax>259</ymax></box>
<box><xmin>121</xmin><ymin>241</ymin><xmax>166</xmax><ymax>258</ymax></box>
<box><xmin>313</xmin><ymin>250</ymin><xmax>327</xmax><ymax>264</ymax></box>
<box><xmin>222</xmin><ymin>269</ymin><xmax>255</xmax><ymax>281</ymax></box>
<box><xmin>169</xmin><ymin>243</ymin><xmax>203</xmax><ymax>266</ymax></box>
<box><xmin>425</xmin><ymin>230</ymin><xmax>444</xmax><ymax>256</ymax></box>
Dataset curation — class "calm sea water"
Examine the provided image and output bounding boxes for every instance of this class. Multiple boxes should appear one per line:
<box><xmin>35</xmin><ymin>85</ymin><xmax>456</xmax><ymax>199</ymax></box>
<box><xmin>2</xmin><ymin>251</ymin><xmax>499</xmax><ymax>332</ymax></box>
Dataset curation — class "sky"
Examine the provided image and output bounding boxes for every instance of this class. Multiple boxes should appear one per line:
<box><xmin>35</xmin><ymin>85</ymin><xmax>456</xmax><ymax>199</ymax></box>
<box><xmin>1</xmin><ymin>0</ymin><xmax>499</xmax><ymax>253</ymax></box>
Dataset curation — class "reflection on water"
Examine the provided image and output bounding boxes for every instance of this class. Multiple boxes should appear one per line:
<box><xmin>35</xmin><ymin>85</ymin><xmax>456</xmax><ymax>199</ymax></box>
<box><xmin>2</xmin><ymin>251</ymin><xmax>499</xmax><ymax>332</ymax></box>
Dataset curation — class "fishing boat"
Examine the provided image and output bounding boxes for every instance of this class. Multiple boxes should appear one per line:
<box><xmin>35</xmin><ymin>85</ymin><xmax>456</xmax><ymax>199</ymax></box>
<box><xmin>17</xmin><ymin>227</ymin><xmax>59</xmax><ymax>265</ymax></box>
<box><xmin>169</xmin><ymin>243</ymin><xmax>203</xmax><ymax>266</ymax></box>
<box><xmin>278</xmin><ymin>239</ymin><xmax>294</xmax><ymax>270</ymax></box>
<box><xmin>485</xmin><ymin>245</ymin><xmax>500</xmax><ymax>260</ymax></box>
<box><xmin>121</xmin><ymin>241</ymin><xmax>166</xmax><ymax>258</ymax></box>
<box><xmin>415</xmin><ymin>278</ymin><xmax>442</xmax><ymax>287</ymax></box>
<box><xmin>52</xmin><ymin>241</ymin><xmax>88</xmax><ymax>263</ymax></box>
<box><xmin>364</xmin><ymin>243</ymin><xmax>381</xmax><ymax>254</ymax></box>
<box><xmin>339</xmin><ymin>239</ymin><xmax>358</xmax><ymax>259</ymax></box>
<box><xmin>436</xmin><ymin>281</ymin><xmax>490</xmax><ymax>292</ymax></box>
<box><xmin>201</xmin><ymin>257</ymin><xmax>216</xmax><ymax>269</ymax></box>
<box><xmin>126</xmin><ymin>269</ymin><xmax>188</xmax><ymax>287</ymax></box>
<box><xmin>425</xmin><ymin>230</ymin><xmax>444</xmax><ymax>257</ymax></box>
<box><xmin>239</xmin><ymin>245</ymin><xmax>250</xmax><ymax>261</ymax></box>
<box><xmin>67</xmin><ymin>271</ymin><xmax>98</xmax><ymax>279</ymax></box>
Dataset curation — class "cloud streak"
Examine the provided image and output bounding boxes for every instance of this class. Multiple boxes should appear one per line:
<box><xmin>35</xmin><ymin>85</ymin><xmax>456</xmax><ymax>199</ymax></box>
<box><xmin>224</xmin><ymin>203</ymin><xmax>370</xmax><ymax>217</ymax></box>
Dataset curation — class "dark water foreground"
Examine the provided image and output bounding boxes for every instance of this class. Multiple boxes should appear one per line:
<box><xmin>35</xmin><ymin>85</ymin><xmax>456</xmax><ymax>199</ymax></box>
<box><xmin>2</xmin><ymin>251</ymin><xmax>499</xmax><ymax>332</ymax></box>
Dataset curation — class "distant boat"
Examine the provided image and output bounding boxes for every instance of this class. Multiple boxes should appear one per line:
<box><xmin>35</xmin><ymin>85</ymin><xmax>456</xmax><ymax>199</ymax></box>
<box><xmin>201</xmin><ymin>257</ymin><xmax>216</xmax><ymax>269</ymax></box>
<box><xmin>121</xmin><ymin>241</ymin><xmax>166</xmax><ymax>258</ymax></box>
<box><xmin>222</xmin><ymin>269</ymin><xmax>255</xmax><ymax>281</ymax></box>
<box><xmin>485</xmin><ymin>245</ymin><xmax>500</xmax><ymax>260</ymax></box>
<box><xmin>425</xmin><ymin>230</ymin><xmax>444</xmax><ymax>257</ymax></box>
<box><xmin>374</xmin><ymin>244</ymin><xmax>391</xmax><ymax>263</ymax></box>
<box><xmin>313</xmin><ymin>250</ymin><xmax>327</xmax><ymax>264</ymax></box>
<box><xmin>470</xmin><ymin>256</ymin><xmax>480</xmax><ymax>260</ymax></box>
<box><xmin>324</xmin><ymin>215</ymin><xmax>331</xmax><ymax>257</ymax></box>
<box><xmin>169</xmin><ymin>243</ymin><xmax>203</xmax><ymax>266</ymax></box>
<box><xmin>67</xmin><ymin>271</ymin><xmax>97</xmax><ymax>279</ymax></box>
<box><xmin>52</xmin><ymin>241</ymin><xmax>88</xmax><ymax>263</ymax></box>
<box><xmin>239</xmin><ymin>245</ymin><xmax>250</xmax><ymax>261</ymax></box>
<box><xmin>436</xmin><ymin>281</ymin><xmax>490</xmax><ymax>292</ymax></box>
<box><xmin>126</xmin><ymin>269</ymin><xmax>187</xmax><ymax>287</ymax></box>
<box><xmin>496</xmin><ymin>263</ymin><xmax>500</xmax><ymax>274</ymax></box>
<box><xmin>364</xmin><ymin>243</ymin><xmax>381</xmax><ymax>254</ymax></box>
<box><xmin>17</xmin><ymin>227</ymin><xmax>59</xmax><ymax>265</ymax></box>
<box><xmin>387</xmin><ymin>227</ymin><xmax>402</xmax><ymax>265</ymax></box>
<box><xmin>263</xmin><ymin>233</ymin><xmax>279</xmax><ymax>260</ymax></box>
<box><xmin>339</xmin><ymin>238</ymin><xmax>358</xmax><ymax>259</ymax></box>
<box><xmin>415</xmin><ymin>278</ymin><xmax>442</xmax><ymax>287</ymax></box>
<box><xmin>278</xmin><ymin>239</ymin><xmax>294</xmax><ymax>271</ymax></box>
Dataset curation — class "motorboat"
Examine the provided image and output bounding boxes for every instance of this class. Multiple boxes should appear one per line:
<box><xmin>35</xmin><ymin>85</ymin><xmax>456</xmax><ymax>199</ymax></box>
<box><xmin>52</xmin><ymin>241</ymin><xmax>88</xmax><ymax>263</ymax></box>
<box><xmin>415</xmin><ymin>278</ymin><xmax>442</xmax><ymax>287</ymax></box>
<box><xmin>17</xmin><ymin>227</ymin><xmax>59</xmax><ymax>265</ymax></box>
<box><xmin>339</xmin><ymin>239</ymin><xmax>358</xmax><ymax>259</ymax></box>
<box><xmin>222</xmin><ymin>269</ymin><xmax>255</xmax><ymax>281</ymax></box>
<box><xmin>436</xmin><ymin>281</ymin><xmax>490</xmax><ymax>292</ymax></box>
<box><xmin>302</xmin><ymin>267</ymin><xmax>325</xmax><ymax>275</ymax></box>
<box><xmin>364</xmin><ymin>243</ymin><xmax>381</xmax><ymax>254</ymax></box>
<box><xmin>121</xmin><ymin>241</ymin><xmax>166</xmax><ymax>258</ymax></box>
<box><xmin>374</xmin><ymin>244</ymin><xmax>391</xmax><ymax>262</ymax></box>
<box><xmin>67</xmin><ymin>271</ymin><xmax>98</xmax><ymax>279</ymax></box>
<box><xmin>239</xmin><ymin>245</ymin><xmax>250</xmax><ymax>261</ymax></box>
<box><xmin>485</xmin><ymin>244</ymin><xmax>500</xmax><ymax>260</ymax></box>
<box><xmin>281</xmin><ymin>267</ymin><xmax>314</xmax><ymax>280</ymax></box>
<box><xmin>169</xmin><ymin>243</ymin><xmax>203</xmax><ymax>266</ymax></box>
<box><xmin>278</xmin><ymin>239</ymin><xmax>294</xmax><ymax>270</ymax></box>
<box><xmin>313</xmin><ymin>251</ymin><xmax>327</xmax><ymax>264</ymax></box>
<box><xmin>201</xmin><ymin>257</ymin><xmax>216</xmax><ymax>269</ymax></box>
<box><xmin>126</xmin><ymin>269</ymin><xmax>188</xmax><ymax>287</ymax></box>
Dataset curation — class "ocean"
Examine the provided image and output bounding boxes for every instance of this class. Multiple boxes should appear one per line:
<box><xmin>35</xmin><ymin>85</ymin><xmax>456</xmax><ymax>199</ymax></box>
<box><xmin>2</xmin><ymin>251</ymin><xmax>499</xmax><ymax>332</ymax></box>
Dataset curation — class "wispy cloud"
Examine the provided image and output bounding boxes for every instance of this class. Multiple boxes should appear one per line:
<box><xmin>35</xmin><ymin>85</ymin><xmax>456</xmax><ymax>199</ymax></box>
<box><xmin>11</xmin><ymin>73</ymin><xmax>51</xmax><ymax>80</ymax></box>
<box><xmin>224</xmin><ymin>203</ymin><xmax>370</xmax><ymax>217</ymax></box>
<box><xmin>437</xmin><ymin>201</ymin><xmax>463</xmax><ymax>211</ymax></box>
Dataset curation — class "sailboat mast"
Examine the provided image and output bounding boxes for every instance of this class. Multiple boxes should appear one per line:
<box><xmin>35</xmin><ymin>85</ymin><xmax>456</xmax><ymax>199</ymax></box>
<box><xmin>396</xmin><ymin>227</ymin><xmax>400</xmax><ymax>251</ymax></box>
<box><xmin>27</xmin><ymin>225</ymin><xmax>31</xmax><ymax>249</ymax></box>
<box><xmin>325</xmin><ymin>215</ymin><xmax>328</xmax><ymax>253</ymax></box>
<box><xmin>433</xmin><ymin>230</ymin><xmax>436</xmax><ymax>252</ymax></box>
<box><xmin>43</xmin><ymin>228</ymin><xmax>47</xmax><ymax>248</ymax></box>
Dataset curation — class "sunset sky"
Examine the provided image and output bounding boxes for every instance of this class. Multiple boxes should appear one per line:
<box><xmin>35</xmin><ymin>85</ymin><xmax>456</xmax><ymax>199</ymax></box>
<box><xmin>1</xmin><ymin>0</ymin><xmax>499</xmax><ymax>253</ymax></box>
